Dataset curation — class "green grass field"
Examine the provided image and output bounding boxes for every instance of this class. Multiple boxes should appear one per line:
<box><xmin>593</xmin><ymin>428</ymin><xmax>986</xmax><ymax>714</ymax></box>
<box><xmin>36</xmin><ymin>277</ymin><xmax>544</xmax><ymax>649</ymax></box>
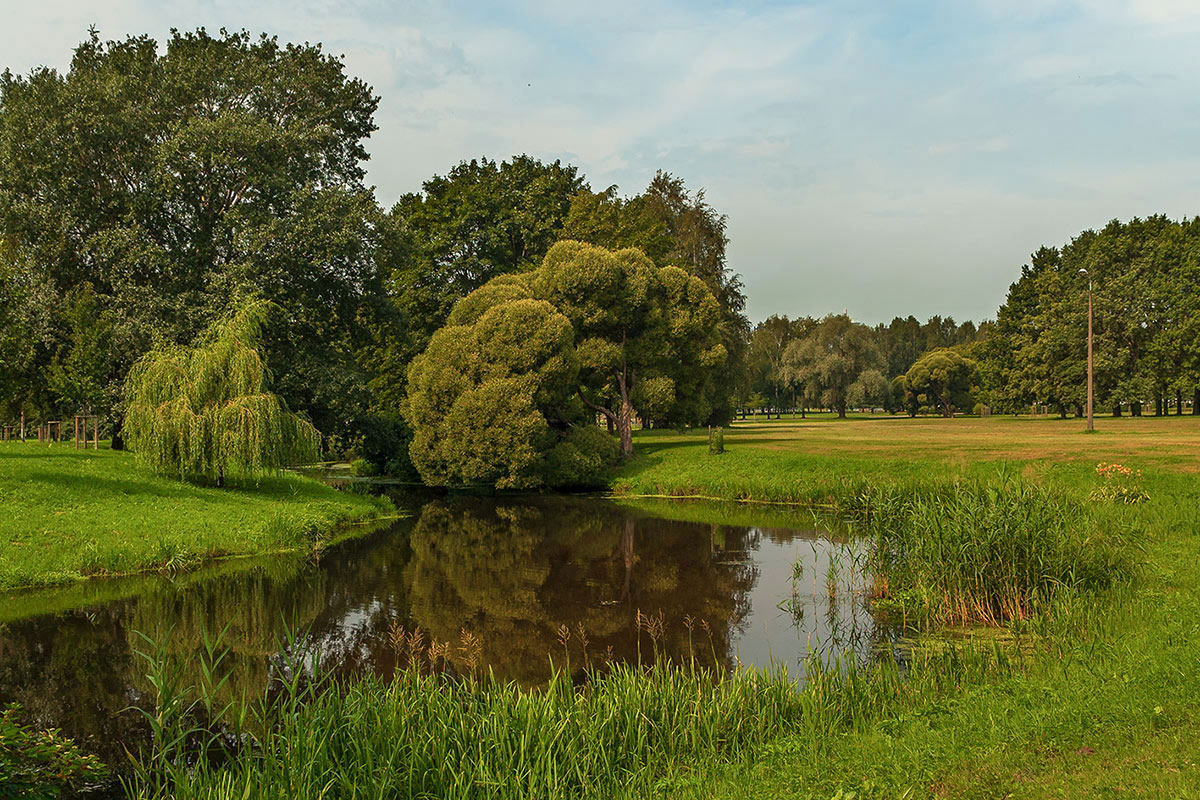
<box><xmin>0</xmin><ymin>441</ymin><xmax>388</xmax><ymax>590</ymax></box>
<box><xmin>612</xmin><ymin>415</ymin><xmax>1200</xmax><ymax>798</ymax></box>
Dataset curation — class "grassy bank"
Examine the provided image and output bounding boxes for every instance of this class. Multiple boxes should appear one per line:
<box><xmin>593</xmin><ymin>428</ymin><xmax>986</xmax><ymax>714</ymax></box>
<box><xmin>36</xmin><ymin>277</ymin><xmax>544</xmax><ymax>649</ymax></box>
<box><xmin>611</xmin><ymin>416</ymin><xmax>1200</xmax><ymax>797</ymax></box>
<box><xmin>0</xmin><ymin>441</ymin><xmax>389</xmax><ymax>590</ymax></box>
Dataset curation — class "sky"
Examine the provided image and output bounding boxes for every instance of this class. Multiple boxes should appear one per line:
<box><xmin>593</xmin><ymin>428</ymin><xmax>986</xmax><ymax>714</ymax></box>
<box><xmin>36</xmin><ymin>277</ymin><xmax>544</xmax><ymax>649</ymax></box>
<box><xmin>3</xmin><ymin>1</ymin><xmax>1199</xmax><ymax>325</ymax></box>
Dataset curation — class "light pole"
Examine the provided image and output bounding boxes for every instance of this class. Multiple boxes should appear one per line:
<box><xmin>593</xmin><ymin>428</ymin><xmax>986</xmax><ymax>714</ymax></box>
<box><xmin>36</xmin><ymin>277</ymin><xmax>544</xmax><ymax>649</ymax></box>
<box><xmin>1079</xmin><ymin>268</ymin><xmax>1094</xmax><ymax>432</ymax></box>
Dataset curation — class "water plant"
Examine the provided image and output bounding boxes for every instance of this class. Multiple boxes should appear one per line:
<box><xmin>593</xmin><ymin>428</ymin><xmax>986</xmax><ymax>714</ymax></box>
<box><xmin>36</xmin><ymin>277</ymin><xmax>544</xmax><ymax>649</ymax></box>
<box><xmin>851</xmin><ymin>477</ymin><xmax>1131</xmax><ymax>626</ymax></box>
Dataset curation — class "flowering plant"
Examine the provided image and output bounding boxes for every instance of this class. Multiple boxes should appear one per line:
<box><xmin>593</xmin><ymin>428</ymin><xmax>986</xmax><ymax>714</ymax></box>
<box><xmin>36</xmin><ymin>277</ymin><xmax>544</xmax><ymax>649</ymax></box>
<box><xmin>1090</xmin><ymin>462</ymin><xmax>1149</xmax><ymax>504</ymax></box>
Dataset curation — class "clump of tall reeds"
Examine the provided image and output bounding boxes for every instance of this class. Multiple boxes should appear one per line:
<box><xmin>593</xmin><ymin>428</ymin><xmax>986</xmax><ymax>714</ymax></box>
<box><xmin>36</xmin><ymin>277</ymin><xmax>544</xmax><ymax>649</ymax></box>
<box><xmin>122</xmin><ymin>618</ymin><xmax>1014</xmax><ymax>800</ymax></box>
<box><xmin>846</xmin><ymin>477</ymin><xmax>1132</xmax><ymax>626</ymax></box>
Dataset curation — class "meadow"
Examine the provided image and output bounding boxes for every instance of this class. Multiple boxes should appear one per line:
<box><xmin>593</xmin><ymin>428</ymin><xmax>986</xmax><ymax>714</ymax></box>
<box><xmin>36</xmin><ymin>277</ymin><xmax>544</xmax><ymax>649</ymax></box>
<box><xmin>0</xmin><ymin>441</ymin><xmax>389</xmax><ymax>590</ymax></box>
<box><xmin>613</xmin><ymin>413</ymin><xmax>1200</xmax><ymax>797</ymax></box>
<box><xmin>91</xmin><ymin>413</ymin><xmax>1198</xmax><ymax>799</ymax></box>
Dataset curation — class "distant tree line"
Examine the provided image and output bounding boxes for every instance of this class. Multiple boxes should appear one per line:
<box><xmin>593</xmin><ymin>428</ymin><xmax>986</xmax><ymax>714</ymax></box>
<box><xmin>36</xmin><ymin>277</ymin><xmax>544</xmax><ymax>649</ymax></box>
<box><xmin>741</xmin><ymin>313</ymin><xmax>987</xmax><ymax>418</ymax></box>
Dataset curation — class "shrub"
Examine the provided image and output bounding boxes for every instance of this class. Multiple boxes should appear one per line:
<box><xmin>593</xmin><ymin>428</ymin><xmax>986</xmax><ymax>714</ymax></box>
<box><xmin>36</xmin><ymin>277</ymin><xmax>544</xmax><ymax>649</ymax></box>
<box><xmin>0</xmin><ymin>704</ymin><xmax>109</xmax><ymax>797</ymax></box>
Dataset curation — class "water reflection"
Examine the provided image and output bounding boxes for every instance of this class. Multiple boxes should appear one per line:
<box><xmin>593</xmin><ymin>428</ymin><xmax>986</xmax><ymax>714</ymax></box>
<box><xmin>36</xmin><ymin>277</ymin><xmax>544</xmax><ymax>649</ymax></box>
<box><xmin>0</xmin><ymin>494</ymin><xmax>894</xmax><ymax>768</ymax></box>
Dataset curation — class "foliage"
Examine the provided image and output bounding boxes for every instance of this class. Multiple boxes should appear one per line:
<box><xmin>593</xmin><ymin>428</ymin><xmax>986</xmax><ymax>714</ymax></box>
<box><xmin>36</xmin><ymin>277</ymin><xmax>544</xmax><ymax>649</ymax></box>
<box><xmin>708</xmin><ymin>426</ymin><xmax>725</xmax><ymax>455</ymax></box>
<box><xmin>0</xmin><ymin>704</ymin><xmax>108</xmax><ymax>798</ymax></box>
<box><xmin>564</xmin><ymin>172</ymin><xmax>748</xmax><ymax>423</ymax></box>
<box><xmin>903</xmin><ymin>348</ymin><xmax>978</xmax><ymax>417</ymax></box>
<box><xmin>0</xmin><ymin>27</ymin><xmax>382</xmax><ymax>438</ymax></box>
<box><xmin>781</xmin><ymin>314</ymin><xmax>885</xmax><ymax>418</ymax></box>
<box><xmin>123</xmin><ymin>300</ymin><xmax>320</xmax><ymax>483</ymax></box>
<box><xmin>404</xmin><ymin>294</ymin><xmax>611</xmax><ymax>489</ymax></box>
<box><xmin>380</xmin><ymin>155</ymin><xmax>585</xmax><ymax>369</ymax></box>
<box><xmin>978</xmin><ymin>216</ymin><xmax>1200</xmax><ymax>416</ymax></box>
<box><xmin>853</xmin><ymin>478</ymin><xmax>1129</xmax><ymax>625</ymax></box>
<box><xmin>404</xmin><ymin>242</ymin><xmax>725</xmax><ymax>486</ymax></box>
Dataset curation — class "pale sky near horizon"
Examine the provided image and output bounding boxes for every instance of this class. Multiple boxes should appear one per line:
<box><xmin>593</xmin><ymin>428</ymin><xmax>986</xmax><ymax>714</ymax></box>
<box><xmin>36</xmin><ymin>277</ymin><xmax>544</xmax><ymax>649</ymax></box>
<box><xmin>3</xmin><ymin>1</ymin><xmax>1199</xmax><ymax>325</ymax></box>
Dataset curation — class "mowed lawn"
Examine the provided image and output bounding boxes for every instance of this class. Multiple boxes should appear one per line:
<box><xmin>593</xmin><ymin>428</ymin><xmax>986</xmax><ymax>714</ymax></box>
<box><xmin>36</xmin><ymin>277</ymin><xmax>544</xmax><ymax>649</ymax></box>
<box><xmin>615</xmin><ymin>413</ymin><xmax>1200</xmax><ymax>503</ymax></box>
<box><xmin>0</xmin><ymin>442</ymin><xmax>386</xmax><ymax>590</ymax></box>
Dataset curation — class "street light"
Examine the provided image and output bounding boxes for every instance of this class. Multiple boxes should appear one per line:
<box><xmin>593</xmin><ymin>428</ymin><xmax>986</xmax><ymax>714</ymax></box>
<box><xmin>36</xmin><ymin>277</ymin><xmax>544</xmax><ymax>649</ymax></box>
<box><xmin>1079</xmin><ymin>268</ymin><xmax>1094</xmax><ymax>432</ymax></box>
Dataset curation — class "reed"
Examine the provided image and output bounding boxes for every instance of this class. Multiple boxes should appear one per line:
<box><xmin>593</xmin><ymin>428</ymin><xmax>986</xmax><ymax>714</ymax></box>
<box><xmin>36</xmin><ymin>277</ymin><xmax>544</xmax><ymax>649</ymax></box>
<box><xmin>122</xmin><ymin>622</ymin><xmax>1010</xmax><ymax>800</ymax></box>
<box><xmin>848</xmin><ymin>477</ymin><xmax>1132</xmax><ymax>626</ymax></box>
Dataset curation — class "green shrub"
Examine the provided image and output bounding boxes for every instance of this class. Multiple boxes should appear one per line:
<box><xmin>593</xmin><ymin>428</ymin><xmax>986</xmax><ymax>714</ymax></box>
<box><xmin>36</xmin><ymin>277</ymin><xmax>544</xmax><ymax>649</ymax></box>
<box><xmin>544</xmin><ymin>425</ymin><xmax>621</xmax><ymax>488</ymax></box>
<box><xmin>0</xmin><ymin>704</ymin><xmax>109</xmax><ymax>798</ymax></box>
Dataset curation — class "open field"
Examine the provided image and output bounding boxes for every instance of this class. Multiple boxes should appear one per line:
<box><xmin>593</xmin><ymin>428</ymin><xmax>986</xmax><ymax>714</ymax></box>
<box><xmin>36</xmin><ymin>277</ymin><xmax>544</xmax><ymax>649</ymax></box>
<box><xmin>614</xmin><ymin>414</ymin><xmax>1200</xmax><ymax>504</ymax></box>
<box><xmin>0</xmin><ymin>441</ymin><xmax>389</xmax><ymax>590</ymax></box>
<box><xmin>612</xmin><ymin>415</ymin><xmax>1200</xmax><ymax>798</ymax></box>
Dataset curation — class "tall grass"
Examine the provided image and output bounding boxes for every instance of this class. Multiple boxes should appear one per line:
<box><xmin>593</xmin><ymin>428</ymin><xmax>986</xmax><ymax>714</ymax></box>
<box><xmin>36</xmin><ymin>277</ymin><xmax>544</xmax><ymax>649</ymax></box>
<box><xmin>848</xmin><ymin>478</ymin><xmax>1133</xmax><ymax>626</ymax></box>
<box><xmin>122</xmin><ymin>622</ymin><xmax>1014</xmax><ymax>800</ymax></box>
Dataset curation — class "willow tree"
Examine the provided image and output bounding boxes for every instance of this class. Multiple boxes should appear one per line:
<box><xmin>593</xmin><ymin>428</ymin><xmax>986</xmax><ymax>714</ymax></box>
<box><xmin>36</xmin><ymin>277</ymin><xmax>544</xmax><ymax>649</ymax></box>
<box><xmin>123</xmin><ymin>300</ymin><xmax>320</xmax><ymax>485</ymax></box>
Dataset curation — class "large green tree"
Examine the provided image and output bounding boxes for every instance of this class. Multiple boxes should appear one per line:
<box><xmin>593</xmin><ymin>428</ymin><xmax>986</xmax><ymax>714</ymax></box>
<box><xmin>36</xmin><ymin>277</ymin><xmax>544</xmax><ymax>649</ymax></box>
<box><xmin>0</xmin><ymin>28</ymin><xmax>382</xmax><ymax>439</ymax></box>
<box><xmin>780</xmin><ymin>314</ymin><xmax>884</xmax><ymax>418</ymax></box>
<box><xmin>904</xmin><ymin>348</ymin><xmax>979</xmax><ymax>417</ymax></box>
<box><xmin>124</xmin><ymin>300</ymin><xmax>320</xmax><ymax>485</ymax></box>
<box><xmin>562</xmin><ymin>172</ymin><xmax>748</xmax><ymax>423</ymax></box>
<box><xmin>404</xmin><ymin>242</ymin><xmax>726</xmax><ymax>486</ymax></box>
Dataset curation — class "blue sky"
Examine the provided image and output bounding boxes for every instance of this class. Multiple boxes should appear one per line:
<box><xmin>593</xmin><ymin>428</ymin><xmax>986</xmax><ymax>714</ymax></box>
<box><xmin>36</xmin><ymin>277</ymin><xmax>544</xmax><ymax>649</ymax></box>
<box><xmin>4</xmin><ymin>0</ymin><xmax>1199</xmax><ymax>324</ymax></box>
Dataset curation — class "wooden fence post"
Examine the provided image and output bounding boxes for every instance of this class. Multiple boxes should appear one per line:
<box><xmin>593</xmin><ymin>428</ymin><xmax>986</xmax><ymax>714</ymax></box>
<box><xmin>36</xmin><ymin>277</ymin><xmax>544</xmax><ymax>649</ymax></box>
<box><xmin>93</xmin><ymin>417</ymin><xmax>99</xmax><ymax>450</ymax></box>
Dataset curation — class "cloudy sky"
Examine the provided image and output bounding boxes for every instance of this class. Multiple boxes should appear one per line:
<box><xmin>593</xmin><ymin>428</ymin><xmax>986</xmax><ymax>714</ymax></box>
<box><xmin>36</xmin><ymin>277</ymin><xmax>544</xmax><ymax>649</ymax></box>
<box><xmin>3</xmin><ymin>0</ymin><xmax>1199</xmax><ymax>324</ymax></box>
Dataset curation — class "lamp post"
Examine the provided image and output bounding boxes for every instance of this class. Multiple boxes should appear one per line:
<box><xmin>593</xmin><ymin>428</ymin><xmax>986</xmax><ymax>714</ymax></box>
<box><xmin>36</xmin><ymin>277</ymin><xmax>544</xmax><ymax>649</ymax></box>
<box><xmin>1079</xmin><ymin>268</ymin><xmax>1094</xmax><ymax>432</ymax></box>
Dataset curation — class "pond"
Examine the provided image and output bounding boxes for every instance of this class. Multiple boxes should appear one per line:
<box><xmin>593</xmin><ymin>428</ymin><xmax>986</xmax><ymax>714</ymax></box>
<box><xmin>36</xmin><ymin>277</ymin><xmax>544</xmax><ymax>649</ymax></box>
<box><xmin>0</xmin><ymin>494</ymin><xmax>895</xmax><ymax>768</ymax></box>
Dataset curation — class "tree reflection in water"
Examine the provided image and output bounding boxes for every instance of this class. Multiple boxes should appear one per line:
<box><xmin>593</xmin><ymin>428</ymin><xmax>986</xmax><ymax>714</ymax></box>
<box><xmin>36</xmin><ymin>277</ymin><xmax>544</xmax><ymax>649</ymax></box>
<box><xmin>0</xmin><ymin>494</ymin><xmax>893</xmax><ymax>769</ymax></box>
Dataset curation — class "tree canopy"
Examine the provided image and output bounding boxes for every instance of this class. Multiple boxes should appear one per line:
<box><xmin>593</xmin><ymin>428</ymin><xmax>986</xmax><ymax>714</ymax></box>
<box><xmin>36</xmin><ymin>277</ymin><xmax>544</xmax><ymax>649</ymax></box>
<box><xmin>403</xmin><ymin>242</ymin><xmax>725</xmax><ymax>488</ymax></box>
<box><xmin>904</xmin><ymin>349</ymin><xmax>979</xmax><ymax>417</ymax></box>
<box><xmin>781</xmin><ymin>314</ymin><xmax>885</xmax><ymax>418</ymax></box>
<box><xmin>0</xmin><ymin>27</ymin><xmax>382</xmax><ymax>439</ymax></box>
<box><xmin>123</xmin><ymin>300</ymin><xmax>320</xmax><ymax>483</ymax></box>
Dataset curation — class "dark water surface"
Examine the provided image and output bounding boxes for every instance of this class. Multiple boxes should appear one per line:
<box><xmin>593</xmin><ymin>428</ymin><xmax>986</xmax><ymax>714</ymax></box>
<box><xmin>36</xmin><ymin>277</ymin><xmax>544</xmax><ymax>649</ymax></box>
<box><xmin>0</xmin><ymin>494</ymin><xmax>891</xmax><ymax>767</ymax></box>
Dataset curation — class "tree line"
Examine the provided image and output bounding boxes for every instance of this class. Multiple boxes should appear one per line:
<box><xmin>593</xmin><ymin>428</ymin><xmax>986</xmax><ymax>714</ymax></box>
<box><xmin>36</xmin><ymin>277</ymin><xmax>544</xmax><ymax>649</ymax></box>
<box><xmin>3</xmin><ymin>29</ymin><xmax>1197</xmax><ymax>489</ymax></box>
<box><xmin>0</xmin><ymin>28</ymin><xmax>742</xmax><ymax>486</ymax></box>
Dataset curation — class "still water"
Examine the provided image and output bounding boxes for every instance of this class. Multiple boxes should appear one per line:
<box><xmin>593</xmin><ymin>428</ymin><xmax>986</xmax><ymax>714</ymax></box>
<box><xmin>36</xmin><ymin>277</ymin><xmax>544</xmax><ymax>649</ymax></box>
<box><xmin>0</xmin><ymin>494</ymin><xmax>891</xmax><ymax>766</ymax></box>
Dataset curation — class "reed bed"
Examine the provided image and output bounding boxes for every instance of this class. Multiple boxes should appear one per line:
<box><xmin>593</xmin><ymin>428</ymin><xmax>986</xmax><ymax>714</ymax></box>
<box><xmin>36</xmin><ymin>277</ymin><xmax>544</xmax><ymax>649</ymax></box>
<box><xmin>122</xmin><ymin>621</ymin><xmax>1012</xmax><ymax>800</ymax></box>
<box><xmin>847</xmin><ymin>478</ymin><xmax>1133</xmax><ymax>626</ymax></box>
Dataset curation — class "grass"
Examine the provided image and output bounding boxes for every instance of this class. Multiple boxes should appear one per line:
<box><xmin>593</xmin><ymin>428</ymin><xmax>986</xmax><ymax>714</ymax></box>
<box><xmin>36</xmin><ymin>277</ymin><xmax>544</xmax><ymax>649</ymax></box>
<box><xmin>13</xmin><ymin>414</ymin><xmax>1200</xmax><ymax>797</ymax></box>
<box><xmin>610</xmin><ymin>414</ymin><xmax>1200</xmax><ymax>798</ymax></box>
<box><xmin>124</xmin><ymin>623</ymin><xmax>1013</xmax><ymax>800</ymax></box>
<box><xmin>0</xmin><ymin>440</ymin><xmax>389</xmax><ymax>590</ymax></box>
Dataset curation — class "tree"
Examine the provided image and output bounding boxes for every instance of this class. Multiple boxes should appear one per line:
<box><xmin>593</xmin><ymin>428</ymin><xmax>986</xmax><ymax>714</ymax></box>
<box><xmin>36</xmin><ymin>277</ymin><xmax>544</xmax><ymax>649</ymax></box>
<box><xmin>904</xmin><ymin>349</ymin><xmax>978</xmax><ymax>417</ymax></box>
<box><xmin>534</xmin><ymin>242</ymin><xmax>726</xmax><ymax>454</ymax></box>
<box><xmin>780</xmin><ymin>314</ymin><xmax>884</xmax><ymax>418</ymax></box>
<box><xmin>562</xmin><ymin>172</ymin><xmax>748</xmax><ymax>424</ymax></box>
<box><xmin>404</xmin><ymin>242</ymin><xmax>726</xmax><ymax>485</ymax></box>
<box><xmin>0</xmin><ymin>28</ymin><xmax>381</xmax><ymax>440</ymax></box>
<box><xmin>383</xmin><ymin>156</ymin><xmax>585</xmax><ymax>357</ymax></box>
<box><xmin>123</xmin><ymin>300</ymin><xmax>320</xmax><ymax>485</ymax></box>
<box><xmin>404</xmin><ymin>293</ymin><xmax>618</xmax><ymax>489</ymax></box>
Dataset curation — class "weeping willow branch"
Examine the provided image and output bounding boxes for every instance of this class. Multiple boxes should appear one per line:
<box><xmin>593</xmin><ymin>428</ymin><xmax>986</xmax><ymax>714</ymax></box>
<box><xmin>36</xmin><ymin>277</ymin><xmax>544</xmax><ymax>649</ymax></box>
<box><xmin>124</xmin><ymin>300</ymin><xmax>320</xmax><ymax>483</ymax></box>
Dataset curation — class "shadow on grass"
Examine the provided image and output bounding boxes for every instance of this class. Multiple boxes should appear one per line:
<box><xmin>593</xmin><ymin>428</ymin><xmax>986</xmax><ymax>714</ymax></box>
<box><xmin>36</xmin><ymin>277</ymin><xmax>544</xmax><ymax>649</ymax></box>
<box><xmin>17</xmin><ymin>469</ymin><xmax>334</xmax><ymax>505</ymax></box>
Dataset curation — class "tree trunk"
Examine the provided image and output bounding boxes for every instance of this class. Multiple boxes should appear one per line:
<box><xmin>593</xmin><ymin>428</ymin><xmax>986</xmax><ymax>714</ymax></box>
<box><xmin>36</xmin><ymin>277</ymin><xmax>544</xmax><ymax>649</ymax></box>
<box><xmin>1193</xmin><ymin>388</ymin><xmax>1199</xmax><ymax>415</ymax></box>
<box><xmin>618</xmin><ymin>398</ymin><xmax>634</xmax><ymax>455</ymax></box>
<box><xmin>837</xmin><ymin>404</ymin><xmax>846</xmax><ymax>419</ymax></box>
<box><xmin>1176</xmin><ymin>389</ymin><xmax>1183</xmax><ymax>416</ymax></box>
<box><xmin>1113</xmin><ymin>404</ymin><xmax>1122</xmax><ymax>417</ymax></box>
<box><xmin>1132</xmin><ymin>401</ymin><xmax>1142</xmax><ymax>417</ymax></box>
<box><xmin>1074</xmin><ymin>402</ymin><xmax>1083</xmax><ymax>418</ymax></box>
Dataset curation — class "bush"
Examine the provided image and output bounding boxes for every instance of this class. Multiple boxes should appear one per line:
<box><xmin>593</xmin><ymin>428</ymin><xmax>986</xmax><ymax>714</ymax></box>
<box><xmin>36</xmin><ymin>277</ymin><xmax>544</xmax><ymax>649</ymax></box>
<box><xmin>544</xmin><ymin>425</ymin><xmax>622</xmax><ymax>488</ymax></box>
<box><xmin>0</xmin><ymin>704</ymin><xmax>109</xmax><ymax>797</ymax></box>
<box><xmin>708</xmin><ymin>426</ymin><xmax>725</xmax><ymax>455</ymax></box>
